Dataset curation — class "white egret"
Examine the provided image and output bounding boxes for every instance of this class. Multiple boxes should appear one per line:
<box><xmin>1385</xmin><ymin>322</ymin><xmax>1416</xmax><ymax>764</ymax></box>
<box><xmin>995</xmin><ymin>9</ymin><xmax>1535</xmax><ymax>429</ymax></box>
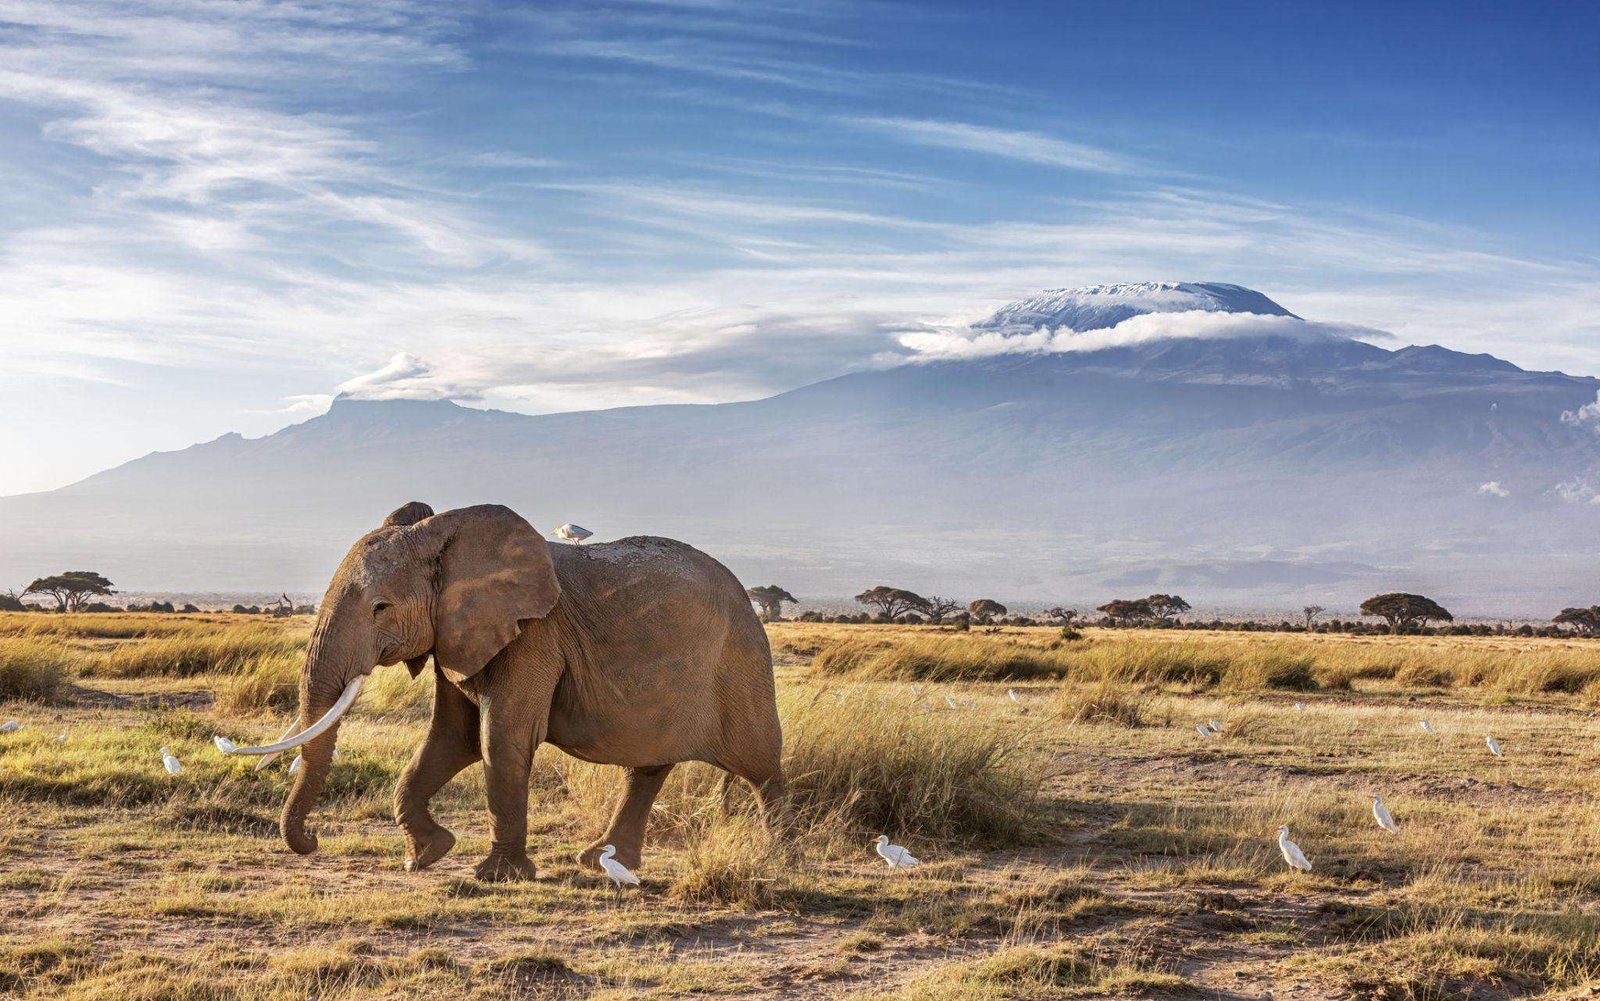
<box><xmin>1372</xmin><ymin>796</ymin><xmax>1399</xmax><ymax>834</ymax></box>
<box><xmin>52</xmin><ymin>732</ymin><xmax>67</xmax><ymax>744</ymax></box>
<box><xmin>554</xmin><ymin>524</ymin><xmax>594</xmax><ymax>545</ymax></box>
<box><xmin>1277</xmin><ymin>825</ymin><xmax>1312</xmax><ymax>871</ymax></box>
<box><xmin>1194</xmin><ymin>724</ymin><xmax>1212</xmax><ymax>738</ymax></box>
<box><xmin>1207</xmin><ymin>719</ymin><xmax>1223</xmax><ymax>733</ymax></box>
<box><xmin>0</xmin><ymin>720</ymin><xmax>21</xmax><ymax>734</ymax></box>
<box><xmin>1294</xmin><ymin>702</ymin><xmax>1305</xmax><ymax>712</ymax></box>
<box><xmin>1008</xmin><ymin>689</ymin><xmax>1021</xmax><ymax>704</ymax></box>
<box><xmin>1419</xmin><ymin>720</ymin><xmax>1434</xmax><ymax>734</ymax></box>
<box><xmin>945</xmin><ymin>695</ymin><xmax>959</xmax><ymax>710</ymax></box>
<box><xmin>598</xmin><ymin>845</ymin><xmax>640</xmax><ymax>888</ymax></box>
<box><xmin>873</xmin><ymin>835</ymin><xmax>919</xmax><ymax>869</ymax></box>
<box><xmin>289</xmin><ymin>754</ymin><xmax>302</xmax><ymax>775</ymax></box>
<box><xmin>213</xmin><ymin>735</ymin><xmax>237</xmax><ymax>754</ymax></box>
<box><xmin>1486</xmin><ymin>735</ymin><xmax>1503</xmax><ymax>757</ymax></box>
<box><xmin>161</xmin><ymin>747</ymin><xmax>183</xmax><ymax>775</ymax></box>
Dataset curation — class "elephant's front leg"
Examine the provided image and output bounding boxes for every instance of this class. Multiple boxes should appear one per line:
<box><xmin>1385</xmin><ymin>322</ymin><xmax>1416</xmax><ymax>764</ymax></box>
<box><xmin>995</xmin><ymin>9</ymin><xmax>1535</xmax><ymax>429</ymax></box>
<box><xmin>472</xmin><ymin>659</ymin><xmax>559</xmax><ymax>883</ymax></box>
<box><xmin>395</xmin><ymin>666</ymin><xmax>481</xmax><ymax>872</ymax></box>
<box><xmin>577</xmin><ymin>764</ymin><xmax>674</xmax><ymax>871</ymax></box>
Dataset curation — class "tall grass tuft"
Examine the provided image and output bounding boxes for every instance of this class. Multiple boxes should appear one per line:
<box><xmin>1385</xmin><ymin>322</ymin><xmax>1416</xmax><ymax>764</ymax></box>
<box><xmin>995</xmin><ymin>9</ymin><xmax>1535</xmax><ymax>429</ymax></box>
<box><xmin>212</xmin><ymin>652</ymin><xmax>300</xmax><ymax>716</ymax></box>
<box><xmin>812</xmin><ymin>636</ymin><xmax>1069</xmax><ymax>682</ymax></box>
<box><xmin>84</xmin><ymin>624</ymin><xmax>304</xmax><ymax>679</ymax></box>
<box><xmin>668</xmin><ymin>813</ymin><xmax>788</xmax><ymax>907</ymax></box>
<box><xmin>0</xmin><ymin>638</ymin><xmax>74</xmax><ymax>703</ymax></box>
<box><xmin>782</xmin><ymin>689</ymin><xmax>1050</xmax><ymax>845</ymax></box>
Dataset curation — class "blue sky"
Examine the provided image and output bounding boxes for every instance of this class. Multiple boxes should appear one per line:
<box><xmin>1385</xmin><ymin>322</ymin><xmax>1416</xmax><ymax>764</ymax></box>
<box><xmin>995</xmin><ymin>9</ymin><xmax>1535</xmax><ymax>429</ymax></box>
<box><xmin>1</xmin><ymin>0</ymin><xmax>1596</xmax><ymax>494</ymax></box>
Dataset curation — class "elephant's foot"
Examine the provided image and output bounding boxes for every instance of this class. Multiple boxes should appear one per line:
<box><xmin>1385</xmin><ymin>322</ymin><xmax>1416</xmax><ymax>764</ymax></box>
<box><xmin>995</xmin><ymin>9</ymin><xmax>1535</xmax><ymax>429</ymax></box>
<box><xmin>474</xmin><ymin>850</ymin><xmax>537</xmax><ymax>883</ymax></box>
<box><xmin>402</xmin><ymin>824</ymin><xmax>456</xmax><ymax>873</ymax></box>
<box><xmin>577</xmin><ymin>838</ymin><xmax>640</xmax><ymax>871</ymax></box>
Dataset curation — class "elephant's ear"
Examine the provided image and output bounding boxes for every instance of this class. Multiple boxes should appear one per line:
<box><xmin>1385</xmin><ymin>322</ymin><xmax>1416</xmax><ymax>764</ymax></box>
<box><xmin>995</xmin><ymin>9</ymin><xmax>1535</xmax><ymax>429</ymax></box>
<box><xmin>418</xmin><ymin>505</ymin><xmax>560</xmax><ymax>680</ymax></box>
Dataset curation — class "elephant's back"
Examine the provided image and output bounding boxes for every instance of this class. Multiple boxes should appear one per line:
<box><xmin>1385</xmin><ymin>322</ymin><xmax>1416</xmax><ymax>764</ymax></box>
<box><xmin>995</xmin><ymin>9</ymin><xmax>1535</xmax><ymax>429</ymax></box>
<box><xmin>549</xmin><ymin>535</ymin><xmax>757</xmax><ymax>624</ymax></box>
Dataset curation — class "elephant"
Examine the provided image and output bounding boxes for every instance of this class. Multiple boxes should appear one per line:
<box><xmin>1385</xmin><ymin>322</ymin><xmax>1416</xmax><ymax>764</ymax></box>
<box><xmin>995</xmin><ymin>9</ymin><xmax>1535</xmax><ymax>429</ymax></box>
<box><xmin>225</xmin><ymin>501</ymin><xmax>786</xmax><ymax>882</ymax></box>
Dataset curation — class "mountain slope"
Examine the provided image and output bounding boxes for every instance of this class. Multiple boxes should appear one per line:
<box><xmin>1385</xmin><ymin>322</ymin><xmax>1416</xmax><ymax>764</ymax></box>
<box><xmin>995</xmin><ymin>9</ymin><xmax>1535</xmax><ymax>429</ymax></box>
<box><xmin>3</xmin><ymin>285</ymin><xmax>1597</xmax><ymax>614</ymax></box>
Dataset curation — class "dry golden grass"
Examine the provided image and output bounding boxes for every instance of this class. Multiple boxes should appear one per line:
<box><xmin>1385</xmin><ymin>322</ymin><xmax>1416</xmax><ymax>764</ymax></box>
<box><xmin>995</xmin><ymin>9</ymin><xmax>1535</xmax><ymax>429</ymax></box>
<box><xmin>0</xmin><ymin>637</ymin><xmax>73</xmax><ymax>703</ymax></box>
<box><xmin>4</xmin><ymin>614</ymin><xmax>1600</xmax><ymax>998</ymax></box>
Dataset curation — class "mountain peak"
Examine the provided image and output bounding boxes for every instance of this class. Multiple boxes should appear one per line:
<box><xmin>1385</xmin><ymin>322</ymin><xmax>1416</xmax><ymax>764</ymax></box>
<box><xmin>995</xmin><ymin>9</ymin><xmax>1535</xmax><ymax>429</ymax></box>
<box><xmin>975</xmin><ymin>281</ymin><xmax>1298</xmax><ymax>333</ymax></box>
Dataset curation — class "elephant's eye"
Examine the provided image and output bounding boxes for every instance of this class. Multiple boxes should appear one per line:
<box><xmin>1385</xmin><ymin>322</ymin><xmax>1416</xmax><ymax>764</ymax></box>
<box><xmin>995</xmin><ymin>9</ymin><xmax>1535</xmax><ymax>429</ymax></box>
<box><xmin>373</xmin><ymin>600</ymin><xmax>392</xmax><ymax>615</ymax></box>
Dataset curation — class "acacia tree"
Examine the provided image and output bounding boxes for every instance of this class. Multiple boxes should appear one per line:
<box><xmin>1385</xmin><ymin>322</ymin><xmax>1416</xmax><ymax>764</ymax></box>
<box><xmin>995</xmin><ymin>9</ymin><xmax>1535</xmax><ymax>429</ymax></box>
<box><xmin>0</xmin><ymin>590</ymin><xmax>25</xmax><ymax>612</ymax></box>
<box><xmin>22</xmin><ymin>571</ymin><xmax>116</xmax><ymax>612</ymax></box>
<box><xmin>1553</xmin><ymin>605</ymin><xmax>1600</xmax><ymax>635</ymax></box>
<box><xmin>1146</xmin><ymin>594</ymin><xmax>1191</xmax><ymax>622</ymax></box>
<box><xmin>1097</xmin><ymin>598</ymin><xmax>1154</xmax><ymax>627</ymax></box>
<box><xmin>1044</xmin><ymin>606</ymin><xmax>1078</xmax><ymax>626</ymax></box>
<box><xmin>1359</xmin><ymin>593</ymin><xmax>1453</xmax><ymax>631</ymax></box>
<box><xmin>747</xmin><ymin>585</ymin><xmax>799</xmax><ymax>622</ymax></box>
<box><xmin>967</xmin><ymin>598</ymin><xmax>1007</xmax><ymax>623</ymax></box>
<box><xmin>854</xmin><ymin>586</ymin><xmax>930</xmax><ymax>619</ymax></box>
<box><xmin>1302</xmin><ymin>605</ymin><xmax>1326</xmax><ymax>630</ymax></box>
<box><xmin>922</xmin><ymin>596</ymin><xmax>962</xmax><ymax>623</ymax></box>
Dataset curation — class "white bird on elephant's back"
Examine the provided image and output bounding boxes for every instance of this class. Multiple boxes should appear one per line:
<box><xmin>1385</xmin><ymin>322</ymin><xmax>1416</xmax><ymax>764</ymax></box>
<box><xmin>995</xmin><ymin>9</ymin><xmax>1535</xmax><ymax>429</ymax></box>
<box><xmin>873</xmin><ymin>835</ymin><xmax>918</xmax><ymax>868</ymax></box>
<box><xmin>554</xmin><ymin>523</ymin><xmax>593</xmax><ymax>544</ymax></box>
<box><xmin>598</xmin><ymin>845</ymin><xmax>640</xmax><ymax>888</ymax></box>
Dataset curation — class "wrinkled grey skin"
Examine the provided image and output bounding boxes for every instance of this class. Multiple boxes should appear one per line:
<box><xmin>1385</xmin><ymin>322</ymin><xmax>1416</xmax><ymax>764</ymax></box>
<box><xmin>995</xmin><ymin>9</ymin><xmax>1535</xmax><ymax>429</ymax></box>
<box><xmin>280</xmin><ymin>501</ymin><xmax>785</xmax><ymax>881</ymax></box>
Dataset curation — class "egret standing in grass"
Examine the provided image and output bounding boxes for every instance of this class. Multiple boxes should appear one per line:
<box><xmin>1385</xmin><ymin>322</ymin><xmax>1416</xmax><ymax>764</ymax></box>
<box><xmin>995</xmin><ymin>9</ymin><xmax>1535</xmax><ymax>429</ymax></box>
<box><xmin>161</xmin><ymin>746</ymin><xmax>183</xmax><ymax>775</ymax></box>
<box><xmin>945</xmin><ymin>695</ymin><xmax>960</xmax><ymax>710</ymax></box>
<box><xmin>1278</xmin><ymin>825</ymin><xmax>1312</xmax><ymax>871</ymax></box>
<box><xmin>873</xmin><ymin>835</ymin><xmax>919</xmax><ymax>869</ymax></box>
<box><xmin>1486</xmin><ymin>735</ymin><xmax>1504</xmax><ymax>757</ymax></box>
<box><xmin>1372</xmin><ymin>795</ymin><xmax>1399</xmax><ymax>834</ymax></box>
<box><xmin>0</xmin><ymin>720</ymin><xmax>20</xmax><ymax>734</ymax></box>
<box><xmin>1419</xmin><ymin>720</ymin><xmax>1434</xmax><ymax>734</ymax></box>
<box><xmin>598</xmin><ymin>844</ymin><xmax>640</xmax><ymax>888</ymax></box>
<box><xmin>52</xmin><ymin>732</ymin><xmax>67</xmax><ymax>744</ymax></box>
<box><xmin>554</xmin><ymin>523</ymin><xmax>594</xmax><ymax>545</ymax></box>
<box><xmin>1008</xmin><ymin>689</ymin><xmax>1022</xmax><ymax>704</ymax></box>
<box><xmin>1294</xmin><ymin>702</ymin><xmax>1306</xmax><ymax>712</ymax></box>
<box><xmin>1195</xmin><ymin>724</ymin><xmax>1213</xmax><ymax>738</ymax></box>
<box><xmin>1207</xmin><ymin>719</ymin><xmax>1223</xmax><ymax>733</ymax></box>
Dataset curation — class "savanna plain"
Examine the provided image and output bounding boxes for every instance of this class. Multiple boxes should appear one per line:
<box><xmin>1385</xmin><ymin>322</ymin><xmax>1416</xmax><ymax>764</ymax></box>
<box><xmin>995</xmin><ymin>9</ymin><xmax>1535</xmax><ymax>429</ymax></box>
<box><xmin>3</xmin><ymin>614</ymin><xmax>1600</xmax><ymax>1000</ymax></box>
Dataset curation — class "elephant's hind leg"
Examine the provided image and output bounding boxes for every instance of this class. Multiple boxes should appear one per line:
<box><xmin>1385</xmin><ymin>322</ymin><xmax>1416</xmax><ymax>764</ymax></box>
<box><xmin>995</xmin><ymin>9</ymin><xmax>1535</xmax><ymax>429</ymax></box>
<box><xmin>395</xmin><ymin>667</ymin><xmax>481</xmax><ymax>872</ymax></box>
<box><xmin>577</xmin><ymin>763</ymin><xmax>674</xmax><ymax>871</ymax></box>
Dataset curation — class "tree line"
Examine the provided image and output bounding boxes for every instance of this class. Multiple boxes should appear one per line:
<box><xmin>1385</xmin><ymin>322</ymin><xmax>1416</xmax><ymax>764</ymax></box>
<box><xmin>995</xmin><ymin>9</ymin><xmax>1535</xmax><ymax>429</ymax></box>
<box><xmin>2</xmin><ymin>571</ymin><xmax>312</xmax><ymax>615</ymax></box>
<box><xmin>746</xmin><ymin>584</ymin><xmax>1600</xmax><ymax>637</ymax></box>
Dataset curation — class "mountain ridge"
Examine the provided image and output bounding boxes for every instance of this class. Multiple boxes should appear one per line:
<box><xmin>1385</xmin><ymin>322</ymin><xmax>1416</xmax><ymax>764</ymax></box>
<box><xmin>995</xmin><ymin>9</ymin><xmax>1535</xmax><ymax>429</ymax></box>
<box><xmin>4</xmin><ymin>283</ymin><xmax>1598</xmax><ymax>613</ymax></box>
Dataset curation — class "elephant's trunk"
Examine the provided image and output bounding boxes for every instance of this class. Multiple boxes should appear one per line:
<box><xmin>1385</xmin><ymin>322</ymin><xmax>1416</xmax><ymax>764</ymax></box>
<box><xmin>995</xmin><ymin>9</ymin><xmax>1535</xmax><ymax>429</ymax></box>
<box><xmin>279</xmin><ymin>614</ymin><xmax>368</xmax><ymax>856</ymax></box>
<box><xmin>280</xmin><ymin>710</ymin><xmax>338</xmax><ymax>854</ymax></box>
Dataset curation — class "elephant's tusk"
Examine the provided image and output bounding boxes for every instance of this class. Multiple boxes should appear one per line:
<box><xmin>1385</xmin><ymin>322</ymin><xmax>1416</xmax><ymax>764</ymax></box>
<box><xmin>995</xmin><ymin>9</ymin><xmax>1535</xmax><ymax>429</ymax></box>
<box><xmin>249</xmin><ymin>717</ymin><xmax>304</xmax><ymax>770</ymax></box>
<box><xmin>218</xmin><ymin>679</ymin><xmax>362</xmax><ymax>757</ymax></box>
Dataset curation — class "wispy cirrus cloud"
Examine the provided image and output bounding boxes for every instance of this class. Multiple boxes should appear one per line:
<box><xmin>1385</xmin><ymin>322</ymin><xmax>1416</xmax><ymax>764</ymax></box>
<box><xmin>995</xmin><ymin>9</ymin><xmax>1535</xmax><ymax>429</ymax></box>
<box><xmin>847</xmin><ymin>117</ymin><xmax>1147</xmax><ymax>175</ymax></box>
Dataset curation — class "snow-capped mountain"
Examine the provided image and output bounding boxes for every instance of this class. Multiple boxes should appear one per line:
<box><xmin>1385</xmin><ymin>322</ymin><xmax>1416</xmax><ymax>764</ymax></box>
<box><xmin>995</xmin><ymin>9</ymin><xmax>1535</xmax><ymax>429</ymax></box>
<box><xmin>974</xmin><ymin>281</ymin><xmax>1299</xmax><ymax>333</ymax></box>
<box><xmin>2</xmin><ymin>283</ymin><xmax>1597</xmax><ymax>614</ymax></box>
